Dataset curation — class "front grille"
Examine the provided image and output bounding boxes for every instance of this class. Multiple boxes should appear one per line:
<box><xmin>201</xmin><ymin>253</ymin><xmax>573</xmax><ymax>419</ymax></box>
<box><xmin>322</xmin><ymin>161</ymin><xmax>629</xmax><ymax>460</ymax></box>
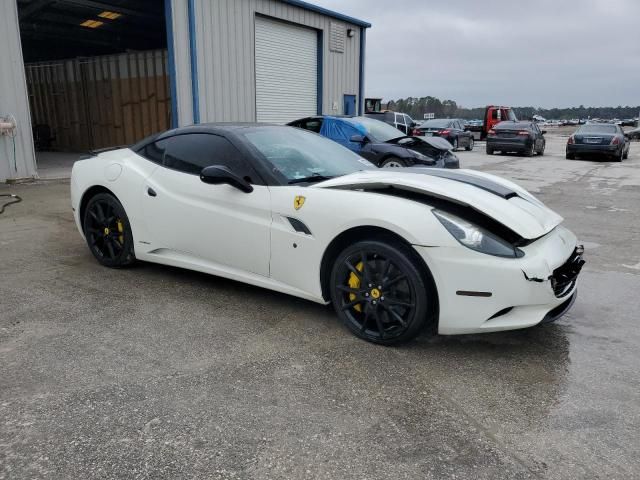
<box><xmin>551</xmin><ymin>246</ymin><xmax>585</xmax><ymax>298</ymax></box>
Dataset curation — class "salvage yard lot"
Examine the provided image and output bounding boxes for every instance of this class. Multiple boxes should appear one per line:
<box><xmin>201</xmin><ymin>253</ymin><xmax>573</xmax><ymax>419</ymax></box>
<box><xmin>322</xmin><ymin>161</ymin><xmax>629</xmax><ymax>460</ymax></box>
<box><xmin>1</xmin><ymin>130</ymin><xmax>639</xmax><ymax>479</ymax></box>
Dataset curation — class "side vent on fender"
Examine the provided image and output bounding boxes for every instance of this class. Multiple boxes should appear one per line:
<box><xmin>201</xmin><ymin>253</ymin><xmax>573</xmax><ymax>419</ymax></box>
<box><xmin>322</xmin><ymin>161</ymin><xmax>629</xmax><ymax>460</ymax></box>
<box><xmin>286</xmin><ymin>217</ymin><xmax>312</xmax><ymax>235</ymax></box>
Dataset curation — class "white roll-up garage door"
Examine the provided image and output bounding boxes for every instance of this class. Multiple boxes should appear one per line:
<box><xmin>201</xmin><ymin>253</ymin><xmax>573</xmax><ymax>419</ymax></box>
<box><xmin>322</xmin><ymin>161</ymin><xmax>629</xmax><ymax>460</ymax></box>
<box><xmin>255</xmin><ymin>16</ymin><xmax>318</xmax><ymax>124</ymax></box>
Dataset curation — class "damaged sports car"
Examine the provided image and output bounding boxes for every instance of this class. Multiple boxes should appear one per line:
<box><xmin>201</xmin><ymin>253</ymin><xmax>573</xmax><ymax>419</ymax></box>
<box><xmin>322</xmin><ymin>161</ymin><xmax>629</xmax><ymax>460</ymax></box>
<box><xmin>71</xmin><ymin>124</ymin><xmax>584</xmax><ymax>345</ymax></box>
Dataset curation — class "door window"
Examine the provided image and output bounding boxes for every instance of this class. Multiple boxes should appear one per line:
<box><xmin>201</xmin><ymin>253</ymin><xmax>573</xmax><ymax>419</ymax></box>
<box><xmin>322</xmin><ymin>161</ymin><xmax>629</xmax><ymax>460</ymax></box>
<box><xmin>303</xmin><ymin>118</ymin><xmax>323</xmax><ymax>133</ymax></box>
<box><xmin>139</xmin><ymin>138</ymin><xmax>169</xmax><ymax>165</ymax></box>
<box><xmin>163</xmin><ymin>133</ymin><xmax>258</xmax><ymax>182</ymax></box>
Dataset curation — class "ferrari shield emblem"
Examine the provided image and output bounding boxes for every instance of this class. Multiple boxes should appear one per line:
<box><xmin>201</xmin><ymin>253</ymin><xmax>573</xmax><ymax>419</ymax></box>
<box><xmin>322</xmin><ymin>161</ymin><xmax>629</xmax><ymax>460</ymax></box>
<box><xmin>294</xmin><ymin>195</ymin><xmax>306</xmax><ymax>210</ymax></box>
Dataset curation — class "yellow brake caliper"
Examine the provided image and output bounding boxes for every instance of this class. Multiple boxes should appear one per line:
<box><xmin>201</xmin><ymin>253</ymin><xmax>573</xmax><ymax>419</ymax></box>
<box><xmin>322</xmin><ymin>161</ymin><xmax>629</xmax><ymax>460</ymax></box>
<box><xmin>348</xmin><ymin>261</ymin><xmax>364</xmax><ymax>312</ymax></box>
<box><xmin>116</xmin><ymin>219</ymin><xmax>124</xmax><ymax>244</ymax></box>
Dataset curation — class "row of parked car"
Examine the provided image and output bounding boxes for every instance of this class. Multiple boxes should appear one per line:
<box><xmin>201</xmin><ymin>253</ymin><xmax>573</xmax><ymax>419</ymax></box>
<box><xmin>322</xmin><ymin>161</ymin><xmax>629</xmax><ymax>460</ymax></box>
<box><xmin>287</xmin><ymin>109</ymin><xmax>632</xmax><ymax>169</ymax></box>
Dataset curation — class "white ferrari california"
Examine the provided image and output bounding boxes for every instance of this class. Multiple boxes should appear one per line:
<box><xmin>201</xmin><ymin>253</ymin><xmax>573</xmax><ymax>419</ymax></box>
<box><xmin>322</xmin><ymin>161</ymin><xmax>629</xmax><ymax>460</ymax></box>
<box><xmin>71</xmin><ymin>124</ymin><xmax>584</xmax><ymax>345</ymax></box>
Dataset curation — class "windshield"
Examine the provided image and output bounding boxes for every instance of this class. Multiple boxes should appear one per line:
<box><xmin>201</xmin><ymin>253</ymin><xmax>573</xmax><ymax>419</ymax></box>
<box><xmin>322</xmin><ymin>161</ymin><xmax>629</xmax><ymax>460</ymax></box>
<box><xmin>344</xmin><ymin>116</ymin><xmax>405</xmax><ymax>142</ymax></box>
<box><xmin>579</xmin><ymin>124</ymin><xmax>617</xmax><ymax>134</ymax></box>
<box><xmin>242</xmin><ymin>126</ymin><xmax>375</xmax><ymax>183</ymax></box>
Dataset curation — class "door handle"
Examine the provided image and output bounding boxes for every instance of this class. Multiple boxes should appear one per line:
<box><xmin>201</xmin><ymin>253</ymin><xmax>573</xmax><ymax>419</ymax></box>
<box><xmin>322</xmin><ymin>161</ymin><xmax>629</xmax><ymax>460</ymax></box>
<box><xmin>147</xmin><ymin>187</ymin><xmax>157</xmax><ymax>197</ymax></box>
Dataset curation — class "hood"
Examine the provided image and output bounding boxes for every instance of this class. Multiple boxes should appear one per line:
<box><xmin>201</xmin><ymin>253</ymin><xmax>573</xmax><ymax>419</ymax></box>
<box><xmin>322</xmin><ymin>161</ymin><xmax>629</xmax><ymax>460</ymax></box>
<box><xmin>387</xmin><ymin>136</ymin><xmax>453</xmax><ymax>151</ymax></box>
<box><xmin>314</xmin><ymin>168</ymin><xmax>563</xmax><ymax>240</ymax></box>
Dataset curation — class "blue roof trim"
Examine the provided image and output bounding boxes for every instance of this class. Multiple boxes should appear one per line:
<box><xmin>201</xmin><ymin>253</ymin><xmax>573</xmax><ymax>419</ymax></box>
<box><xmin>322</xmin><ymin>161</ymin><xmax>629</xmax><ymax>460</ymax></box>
<box><xmin>280</xmin><ymin>0</ymin><xmax>371</xmax><ymax>28</ymax></box>
<box><xmin>188</xmin><ymin>0</ymin><xmax>200</xmax><ymax>123</ymax></box>
<box><xmin>358</xmin><ymin>28</ymin><xmax>366</xmax><ymax>115</ymax></box>
<box><xmin>164</xmin><ymin>0</ymin><xmax>179</xmax><ymax>128</ymax></box>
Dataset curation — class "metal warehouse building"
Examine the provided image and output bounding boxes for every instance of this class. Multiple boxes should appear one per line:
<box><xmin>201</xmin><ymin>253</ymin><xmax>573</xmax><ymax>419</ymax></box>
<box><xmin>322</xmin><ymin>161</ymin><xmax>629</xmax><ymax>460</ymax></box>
<box><xmin>0</xmin><ymin>0</ymin><xmax>370</xmax><ymax>182</ymax></box>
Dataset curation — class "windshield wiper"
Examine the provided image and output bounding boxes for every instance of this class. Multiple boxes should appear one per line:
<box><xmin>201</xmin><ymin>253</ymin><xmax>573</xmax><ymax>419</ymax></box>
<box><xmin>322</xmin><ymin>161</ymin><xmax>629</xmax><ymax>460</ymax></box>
<box><xmin>288</xmin><ymin>174</ymin><xmax>335</xmax><ymax>185</ymax></box>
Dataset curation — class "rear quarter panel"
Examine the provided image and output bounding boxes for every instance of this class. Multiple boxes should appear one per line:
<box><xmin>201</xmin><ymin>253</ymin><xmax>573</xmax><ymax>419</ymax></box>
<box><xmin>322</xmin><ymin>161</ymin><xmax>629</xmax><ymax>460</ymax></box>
<box><xmin>71</xmin><ymin>149</ymin><xmax>158</xmax><ymax>243</ymax></box>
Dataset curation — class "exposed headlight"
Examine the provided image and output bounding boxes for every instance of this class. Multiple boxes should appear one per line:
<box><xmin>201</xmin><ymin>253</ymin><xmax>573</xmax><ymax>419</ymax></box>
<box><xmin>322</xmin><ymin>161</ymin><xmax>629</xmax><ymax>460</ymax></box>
<box><xmin>432</xmin><ymin>209</ymin><xmax>524</xmax><ymax>258</ymax></box>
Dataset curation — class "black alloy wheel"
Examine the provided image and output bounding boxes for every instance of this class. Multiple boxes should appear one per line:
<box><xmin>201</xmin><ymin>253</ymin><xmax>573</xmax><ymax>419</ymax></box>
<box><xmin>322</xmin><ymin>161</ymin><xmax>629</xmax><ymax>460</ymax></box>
<box><xmin>83</xmin><ymin>193</ymin><xmax>135</xmax><ymax>268</ymax></box>
<box><xmin>330</xmin><ymin>240</ymin><xmax>433</xmax><ymax>345</ymax></box>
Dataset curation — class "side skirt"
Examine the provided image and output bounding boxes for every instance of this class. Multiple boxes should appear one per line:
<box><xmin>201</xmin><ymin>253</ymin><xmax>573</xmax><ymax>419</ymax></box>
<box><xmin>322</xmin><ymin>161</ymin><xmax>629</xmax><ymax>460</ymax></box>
<box><xmin>137</xmin><ymin>248</ymin><xmax>328</xmax><ymax>305</ymax></box>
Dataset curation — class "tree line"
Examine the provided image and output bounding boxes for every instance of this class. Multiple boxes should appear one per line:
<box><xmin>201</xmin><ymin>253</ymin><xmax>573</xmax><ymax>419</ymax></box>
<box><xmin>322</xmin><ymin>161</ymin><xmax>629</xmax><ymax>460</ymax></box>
<box><xmin>386</xmin><ymin>97</ymin><xmax>640</xmax><ymax>120</ymax></box>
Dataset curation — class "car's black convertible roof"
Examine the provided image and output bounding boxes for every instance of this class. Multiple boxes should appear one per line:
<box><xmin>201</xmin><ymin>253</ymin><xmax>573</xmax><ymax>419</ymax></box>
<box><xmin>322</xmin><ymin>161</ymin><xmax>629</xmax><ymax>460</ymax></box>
<box><xmin>131</xmin><ymin>123</ymin><xmax>281</xmax><ymax>151</ymax></box>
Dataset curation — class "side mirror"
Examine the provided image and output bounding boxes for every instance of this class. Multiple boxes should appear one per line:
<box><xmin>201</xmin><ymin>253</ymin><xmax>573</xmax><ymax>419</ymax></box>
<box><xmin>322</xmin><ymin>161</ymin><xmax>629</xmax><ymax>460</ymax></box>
<box><xmin>541</xmin><ymin>130</ymin><xmax>547</xmax><ymax>135</ymax></box>
<box><xmin>200</xmin><ymin>165</ymin><xmax>253</xmax><ymax>193</ymax></box>
<box><xmin>349</xmin><ymin>134</ymin><xmax>367</xmax><ymax>144</ymax></box>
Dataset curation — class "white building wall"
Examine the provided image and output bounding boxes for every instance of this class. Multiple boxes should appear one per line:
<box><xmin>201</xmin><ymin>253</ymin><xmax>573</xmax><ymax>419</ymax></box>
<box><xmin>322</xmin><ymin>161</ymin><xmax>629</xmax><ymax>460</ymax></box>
<box><xmin>170</xmin><ymin>0</ymin><xmax>364</xmax><ymax>123</ymax></box>
<box><xmin>0</xmin><ymin>1</ymin><xmax>36</xmax><ymax>182</ymax></box>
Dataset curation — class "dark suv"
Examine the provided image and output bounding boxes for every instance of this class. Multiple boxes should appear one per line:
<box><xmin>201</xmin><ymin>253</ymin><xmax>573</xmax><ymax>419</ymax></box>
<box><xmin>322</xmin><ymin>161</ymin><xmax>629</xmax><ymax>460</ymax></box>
<box><xmin>364</xmin><ymin>111</ymin><xmax>417</xmax><ymax>135</ymax></box>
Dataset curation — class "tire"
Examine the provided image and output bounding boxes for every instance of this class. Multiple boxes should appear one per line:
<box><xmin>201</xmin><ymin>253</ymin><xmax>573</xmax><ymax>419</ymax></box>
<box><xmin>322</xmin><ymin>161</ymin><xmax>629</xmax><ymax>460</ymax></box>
<box><xmin>380</xmin><ymin>156</ymin><xmax>406</xmax><ymax>168</ymax></box>
<box><xmin>623</xmin><ymin>148</ymin><xmax>629</xmax><ymax>159</ymax></box>
<box><xmin>524</xmin><ymin>142</ymin><xmax>535</xmax><ymax>157</ymax></box>
<box><xmin>538</xmin><ymin>142</ymin><xmax>545</xmax><ymax>156</ymax></box>
<box><xmin>614</xmin><ymin>149</ymin><xmax>623</xmax><ymax>162</ymax></box>
<box><xmin>566</xmin><ymin>152</ymin><xmax>575</xmax><ymax>160</ymax></box>
<box><xmin>452</xmin><ymin>138</ymin><xmax>459</xmax><ymax>151</ymax></box>
<box><xmin>486</xmin><ymin>145</ymin><xmax>494</xmax><ymax>155</ymax></box>
<box><xmin>83</xmin><ymin>193</ymin><xmax>136</xmax><ymax>268</ymax></box>
<box><xmin>329</xmin><ymin>239</ymin><xmax>435</xmax><ymax>345</ymax></box>
<box><xmin>465</xmin><ymin>137</ymin><xmax>474</xmax><ymax>151</ymax></box>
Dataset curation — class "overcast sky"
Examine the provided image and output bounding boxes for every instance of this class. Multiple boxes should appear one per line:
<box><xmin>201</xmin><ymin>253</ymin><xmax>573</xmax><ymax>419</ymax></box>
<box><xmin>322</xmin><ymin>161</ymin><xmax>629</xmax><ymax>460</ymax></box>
<box><xmin>313</xmin><ymin>0</ymin><xmax>640</xmax><ymax>108</ymax></box>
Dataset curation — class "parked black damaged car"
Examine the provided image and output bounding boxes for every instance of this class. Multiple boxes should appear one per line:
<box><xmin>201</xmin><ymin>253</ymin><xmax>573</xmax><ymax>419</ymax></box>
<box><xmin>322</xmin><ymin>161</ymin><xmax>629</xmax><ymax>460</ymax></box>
<box><xmin>288</xmin><ymin>115</ymin><xmax>460</xmax><ymax>169</ymax></box>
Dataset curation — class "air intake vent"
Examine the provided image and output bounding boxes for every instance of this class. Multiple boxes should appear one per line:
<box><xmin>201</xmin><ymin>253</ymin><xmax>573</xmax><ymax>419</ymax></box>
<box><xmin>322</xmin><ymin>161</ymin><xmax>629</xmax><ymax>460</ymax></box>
<box><xmin>329</xmin><ymin>22</ymin><xmax>345</xmax><ymax>53</ymax></box>
<box><xmin>287</xmin><ymin>217</ymin><xmax>312</xmax><ymax>235</ymax></box>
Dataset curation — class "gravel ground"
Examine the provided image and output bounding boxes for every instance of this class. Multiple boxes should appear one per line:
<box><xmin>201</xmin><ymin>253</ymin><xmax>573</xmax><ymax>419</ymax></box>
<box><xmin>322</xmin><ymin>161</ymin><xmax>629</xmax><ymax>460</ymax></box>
<box><xmin>1</xmin><ymin>131</ymin><xmax>639</xmax><ymax>479</ymax></box>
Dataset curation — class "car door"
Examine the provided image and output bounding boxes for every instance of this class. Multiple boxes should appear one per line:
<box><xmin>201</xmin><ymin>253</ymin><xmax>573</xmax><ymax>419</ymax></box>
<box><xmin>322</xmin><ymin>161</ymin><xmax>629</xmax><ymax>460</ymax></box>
<box><xmin>141</xmin><ymin>133</ymin><xmax>271</xmax><ymax>276</ymax></box>
<box><xmin>395</xmin><ymin>113</ymin><xmax>407</xmax><ymax>134</ymax></box>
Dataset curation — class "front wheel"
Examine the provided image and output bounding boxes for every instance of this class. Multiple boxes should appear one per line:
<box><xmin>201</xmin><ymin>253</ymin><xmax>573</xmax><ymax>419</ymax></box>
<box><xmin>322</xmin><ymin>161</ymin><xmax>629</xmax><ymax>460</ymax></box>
<box><xmin>83</xmin><ymin>193</ymin><xmax>136</xmax><ymax>268</ymax></box>
<box><xmin>380</xmin><ymin>156</ymin><xmax>406</xmax><ymax>168</ymax></box>
<box><xmin>330</xmin><ymin>239</ymin><xmax>434</xmax><ymax>345</ymax></box>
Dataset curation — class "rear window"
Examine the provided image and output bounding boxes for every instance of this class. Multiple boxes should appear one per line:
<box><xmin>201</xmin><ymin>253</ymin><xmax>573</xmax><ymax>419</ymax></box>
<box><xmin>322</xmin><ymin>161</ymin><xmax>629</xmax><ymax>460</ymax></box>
<box><xmin>495</xmin><ymin>122</ymin><xmax>530</xmax><ymax>130</ymax></box>
<box><xmin>421</xmin><ymin>119</ymin><xmax>451</xmax><ymax>128</ymax></box>
<box><xmin>578</xmin><ymin>124</ymin><xmax>617</xmax><ymax>134</ymax></box>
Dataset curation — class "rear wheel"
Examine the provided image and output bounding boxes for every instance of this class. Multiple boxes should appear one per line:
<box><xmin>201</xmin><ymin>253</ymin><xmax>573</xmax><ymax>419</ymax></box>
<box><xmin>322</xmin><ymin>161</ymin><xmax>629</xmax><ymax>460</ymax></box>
<box><xmin>465</xmin><ymin>137</ymin><xmax>474</xmax><ymax>151</ymax></box>
<box><xmin>486</xmin><ymin>145</ymin><xmax>494</xmax><ymax>155</ymax></box>
<box><xmin>452</xmin><ymin>138</ymin><xmax>459</xmax><ymax>151</ymax></box>
<box><xmin>83</xmin><ymin>193</ymin><xmax>135</xmax><ymax>268</ymax></box>
<box><xmin>615</xmin><ymin>149</ymin><xmax>623</xmax><ymax>162</ymax></box>
<box><xmin>538</xmin><ymin>141</ymin><xmax>545</xmax><ymax>156</ymax></box>
<box><xmin>566</xmin><ymin>152</ymin><xmax>575</xmax><ymax>160</ymax></box>
<box><xmin>330</xmin><ymin>240</ymin><xmax>434</xmax><ymax>345</ymax></box>
<box><xmin>380</xmin><ymin>156</ymin><xmax>406</xmax><ymax>168</ymax></box>
<box><xmin>623</xmin><ymin>148</ymin><xmax>629</xmax><ymax>159</ymax></box>
<box><xmin>525</xmin><ymin>142</ymin><xmax>535</xmax><ymax>157</ymax></box>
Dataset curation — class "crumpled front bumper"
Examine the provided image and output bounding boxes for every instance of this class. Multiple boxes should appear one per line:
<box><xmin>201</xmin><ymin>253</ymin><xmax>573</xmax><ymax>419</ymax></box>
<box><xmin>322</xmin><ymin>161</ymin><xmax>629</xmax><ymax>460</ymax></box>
<box><xmin>414</xmin><ymin>225</ymin><xmax>582</xmax><ymax>335</ymax></box>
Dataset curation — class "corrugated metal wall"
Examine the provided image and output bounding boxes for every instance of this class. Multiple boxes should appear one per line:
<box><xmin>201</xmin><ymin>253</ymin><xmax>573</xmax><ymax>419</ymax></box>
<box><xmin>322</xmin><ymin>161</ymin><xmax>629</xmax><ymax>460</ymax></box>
<box><xmin>25</xmin><ymin>51</ymin><xmax>171</xmax><ymax>152</ymax></box>
<box><xmin>0</xmin><ymin>1</ymin><xmax>36</xmax><ymax>182</ymax></box>
<box><xmin>188</xmin><ymin>0</ymin><xmax>363</xmax><ymax>123</ymax></box>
